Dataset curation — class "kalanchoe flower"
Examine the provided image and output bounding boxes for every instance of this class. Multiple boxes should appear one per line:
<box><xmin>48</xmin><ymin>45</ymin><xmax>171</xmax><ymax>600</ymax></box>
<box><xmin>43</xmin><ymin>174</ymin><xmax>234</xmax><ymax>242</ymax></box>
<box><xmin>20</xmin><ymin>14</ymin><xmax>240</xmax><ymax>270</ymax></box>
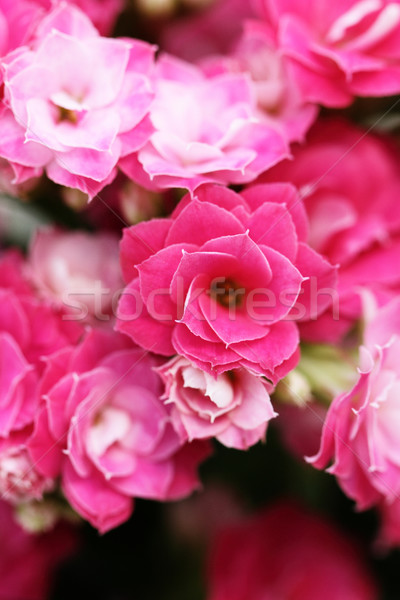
<box><xmin>0</xmin><ymin>430</ymin><xmax>54</xmax><ymax>503</ymax></box>
<box><xmin>202</xmin><ymin>21</ymin><xmax>318</xmax><ymax>142</ymax></box>
<box><xmin>119</xmin><ymin>53</ymin><xmax>289</xmax><ymax>194</ymax></box>
<box><xmin>28</xmin><ymin>228</ymin><xmax>123</xmax><ymax>323</ymax></box>
<box><xmin>117</xmin><ymin>183</ymin><xmax>337</xmax><ymax>382</ymax></box>
<box><xmin>28</xmin><ymin>329</ymin><xmax>210</xmax><ymax>533</ymax></box>
<box><xmin>253</xmin><ymin>0</ymin><xmax>400</xmax><ymax>107</ymax></box>
<box><xmin>0</xmin><ymin>3</ymin><xmax>155</xmax><ymax>196</ymax></box>
<box><xmin>158</xmin><ymin>357</ymin><xmax>276</xmax><ymax>450</ymax></box>
<box><xmin>262</xmin><ymin>118</ymin><xmax>400</xmax><ymax>342</ymax></box>
<box><xmin>0</xmin><ymin>249</ymin><xmax>82</xmax><ymax>438</ymax></box>
<box><xmin>207</xmin><ymin>502</ymin><xmax>378</xmax><ymax>600</ymax></box>
<box><xmin>309</xmin><ymin>298</ymin><xmax>400</xmax><ymax>544</ymax></box>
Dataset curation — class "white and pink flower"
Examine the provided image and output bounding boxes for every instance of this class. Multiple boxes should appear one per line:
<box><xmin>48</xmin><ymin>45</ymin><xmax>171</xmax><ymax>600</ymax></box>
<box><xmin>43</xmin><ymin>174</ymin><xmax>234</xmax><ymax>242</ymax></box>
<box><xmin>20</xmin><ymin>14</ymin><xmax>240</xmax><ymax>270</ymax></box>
<box><xmin>158</xmin><ymin>356</ymin><xmax>276</xmax><ymax>450</ymax></box>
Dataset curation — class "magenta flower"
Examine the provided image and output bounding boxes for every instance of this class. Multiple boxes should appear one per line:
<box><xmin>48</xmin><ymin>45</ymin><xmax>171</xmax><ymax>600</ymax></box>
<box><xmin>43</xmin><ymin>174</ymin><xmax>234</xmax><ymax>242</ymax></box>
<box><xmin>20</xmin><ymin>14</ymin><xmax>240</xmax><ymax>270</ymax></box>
<box><xmin>29</xmin><ymin>329</ymin><xmax>210</xmax><ymax>533</ymax></box>
<box><xmin>254</xmin><ymin>0</ymin><xmax>400</xmax><ymax>107</ymax></box>
<box><xmin>207</xmin><ymin>502</ymin><xmax>378</xmax><ymax>600</ymax></box>
<box><xmin>262</xmin><ymin>118</ymin><xmax>400</xmax><ymax>342</ymax></box>
<box><xmin>117</xmin><ymin>183</ymin><xmax>337</xmax><ymax>381</ymax></box>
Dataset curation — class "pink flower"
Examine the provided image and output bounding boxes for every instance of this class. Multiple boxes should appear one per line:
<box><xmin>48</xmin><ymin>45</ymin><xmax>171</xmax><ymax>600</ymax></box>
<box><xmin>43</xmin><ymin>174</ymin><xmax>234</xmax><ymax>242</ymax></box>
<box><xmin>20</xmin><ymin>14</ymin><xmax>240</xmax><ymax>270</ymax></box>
<box><xmin>0</xmin><ymin>500</ymin><xmax>77</xmax><ymax>600</ymax></box>
<box><xmin>207</xmin><ymin>502</ymin><xmax>378</xmax><ymax>600</ymax></box>
<box><xmin>117</xmin><ymin>183</ymin><xmax>337</xmax><ymax>382</ymax></box>
<box><xmin>158</xmin><ymin>356</ymin><xmax>276</xmax><ymax>449</ymax></box>
<box><xmin>0</xmin><ymin>429</ymin><xmax>54</xmax><ymax>502</ymax></box>
<box><xmin>0</xmin><ymin>3</ymin><xmax>154</xmax><ymax>197</ymax></box>
<box><xmin>119</xmin><ymin>53</ymin><xmax>289</xmax><ymax>193</ymax></box>
<box><xmin>29</xmin><ymin>329</ymin><xmax>210</xmax><ymax>532</ymax></box>
<box><xmin>0</xmin><ymin>249</ymin><xmax>82</xmax><ymax>438</ymax></box>
<box><xmin>309</xmin><ymin>298</ymin><xmax>400</xmax><ymax>515</ymax></box>
<box><xmin>261</xmin><ymin>118</ymin><xmax>400</xmax><ymax>342</ymax></box>
<box><xmin>254</xmin><ymin>0</ymin><xmax>400</xmax><ymax>107</ymax></box>
<box><xmin>28</xmin><ymin>228</ymin><xmax>123</xmax><ymax>322</ymax></box>
<box><xmin>202</xmin><ymin>21</ymin><xmax>318</xmax><ymax>142</ymax></box>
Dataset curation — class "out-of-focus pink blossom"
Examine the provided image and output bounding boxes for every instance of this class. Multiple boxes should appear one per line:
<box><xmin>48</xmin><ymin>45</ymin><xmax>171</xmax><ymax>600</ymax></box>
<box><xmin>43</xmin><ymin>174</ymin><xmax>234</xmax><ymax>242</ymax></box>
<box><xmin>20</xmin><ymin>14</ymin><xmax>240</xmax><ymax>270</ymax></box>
<box><xmin>310</xmin><ymin>299</ymin><xmax>400</xmax><ymax>520</ymax></box>
<box><xmin>28</xmin><ymin>228</ymin><xmax>123</xmax><ymax>322</ymax></box>
<box><xmin>0</xmin><ymin>3</ymin><xmax>155</xmax><ymax>197</ymax></box>
<box><xmin>0</xmin><ymin>0</ymin><xmax>47</xmax><ymax>57</ymax></box>
<box><xmin>29</xmin><ymin>329</ymin><xmax>210</xmax><ymax>533</ymax></box>
<box><xmin>158</xmin><ymin>356</ymin><xmax>276</xmax><ymax>449</ymax></box>
<box><xmin>117</xmin><ymin>183</ymin><xmax>336</xmax><ymax>382</ymax></box>
<box><xmin>254</xmin><ymin>0</ymin><xmax>400</xmax><ymax>107</ymax></box>
<box><xmin>120</xmin><ymin>53</ymin><xmax>289</xmax><ymax>194</ymax></box>
<box><xmin>207</xmin><ymin>502</ymin><xmax>378</xmax><ymax>600</ymax></box>
<box><xmin>0</xmin><ymin>500</ymin><xmax>77</xmax><ymax>600</ymax></box>
<box><xmin>202</xmin><ymin>22</ymin><xmax>318</xmax><ymax>142</ymax></box>
<box><xmin>260</xmin><ymin>118</ymin><xmax>400</xmax><ymax>342</ymax></box>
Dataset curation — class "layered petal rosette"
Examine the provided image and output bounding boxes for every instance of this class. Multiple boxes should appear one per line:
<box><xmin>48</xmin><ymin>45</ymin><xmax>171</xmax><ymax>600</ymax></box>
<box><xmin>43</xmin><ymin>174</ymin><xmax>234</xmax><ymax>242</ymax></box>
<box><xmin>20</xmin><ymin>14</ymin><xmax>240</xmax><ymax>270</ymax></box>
<box><xmin>28</xmin><ymin>329</ymin><xmax>210</xmax><ymax>533</ymax></box>
<box><xmin>310</xmin><ymin>299</ymin><xmax>400</xmax><ymax>537</ymax></box>
<box><xmin>254</xmin><ymin>0</ymin><xmax>400</xmax><ymax>106</ymax></box>
<box><xmin>262</xmin><ymin>118</ymin><xmax>400</xmax><ymax>342</ymax></box>
<box><xmin>117</xmin><ymin>183</ymin><xmax>337</xmax><ymax>382</ymax></box>
<box><xmin>120</xmin><ymin>53</ymin><xmax>289</xmax><ymax>193</ymax></box>
<box><xmin>0</xmin><ymin>3</ymin><xmax>155</xmax><ymax>196</ymax></box>
<box><xmin>158</xmin><ymin>356</ymin><xmax>276</xmax><ymax>450</ymax></box>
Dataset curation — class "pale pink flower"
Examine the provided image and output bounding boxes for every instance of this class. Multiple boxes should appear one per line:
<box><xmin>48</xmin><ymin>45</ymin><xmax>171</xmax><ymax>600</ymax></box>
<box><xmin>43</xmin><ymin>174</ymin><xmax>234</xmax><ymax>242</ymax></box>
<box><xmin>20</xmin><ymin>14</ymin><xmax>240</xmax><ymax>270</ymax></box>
<box><xmin>202</xmin><ymin>22</ymin><xmax>318</xmax><ymax>142</ymax></box>
<box><xmin>28</xmin><ymin>329</ymin><xmax>210</xmax><ymax>532</ymax></box>
<box><xmin>158</xmin><ymin>356</ymin><xmax>276</xmax><ymax>449</ymax></box>
<box><xmin>0</xmin><ymin>3</ymin><xmax>154</xmax><ymax>197</ymax></box>
<box><xmin>262</xmin><ymin>118</ymin><xmax>400</xmax><ymax>342</ymax></box>
<box><xmin>207</xmin><ymin>502</ymin><xmax>378</xmax><ymax>600</ymax></box>
<box><xmin>28</xmin><ymin>228</ymin><xmax>123</xmax><ymax>322</ymax></box>
<box><xmin>254</xmin><ymin>0</ymin><xmax>400</xmax><ymax>106</ymax></box>
<box><xmin>120</xmin><ymin>53</ymin><xmax>289</xmax><ymax>193</ymax></box>
<box><xmin>310</xmin><ymin>298</ymin><xmax>400</xmax><ymax>515</ymax></box>
<box><xmin>117</xmin><ymin>183</ymin><xmax>337</xmax><ymax>382</ymax></box>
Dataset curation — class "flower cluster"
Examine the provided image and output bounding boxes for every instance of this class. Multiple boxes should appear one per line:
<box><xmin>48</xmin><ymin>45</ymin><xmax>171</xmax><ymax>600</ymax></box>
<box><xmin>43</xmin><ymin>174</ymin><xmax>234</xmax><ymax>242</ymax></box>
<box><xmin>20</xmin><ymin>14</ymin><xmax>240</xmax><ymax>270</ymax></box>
<box><xmin>0</xmin><ymin>0</ymin><xmax>400</xmax><ymax>581</ymax></box>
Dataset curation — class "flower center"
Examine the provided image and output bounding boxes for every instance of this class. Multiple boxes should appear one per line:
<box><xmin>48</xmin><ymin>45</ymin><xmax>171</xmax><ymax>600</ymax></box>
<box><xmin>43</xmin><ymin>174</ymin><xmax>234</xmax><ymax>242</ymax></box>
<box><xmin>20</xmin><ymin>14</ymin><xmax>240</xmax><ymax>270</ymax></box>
<box><xmin>209</xmin><ymin>277</ymin><xmax>245</xmax><ymax>309</ymax></box>
<box><xmin>57</xmin><ymin>106</ymin><xmax>78</xmax><ymax>124</ymax></box>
